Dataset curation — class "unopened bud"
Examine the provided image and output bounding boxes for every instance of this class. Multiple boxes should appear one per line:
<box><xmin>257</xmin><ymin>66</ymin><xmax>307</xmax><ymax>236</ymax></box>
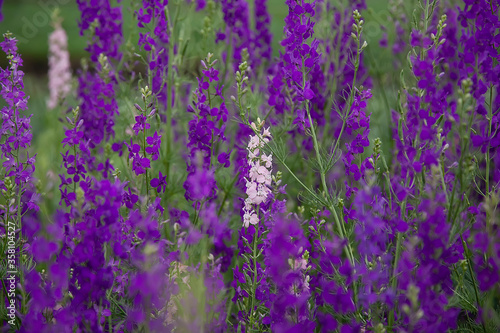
<box><xmin>134</xmin><ymin>103</ymin><xmax>143</xmax><ymax>112</ymax></box>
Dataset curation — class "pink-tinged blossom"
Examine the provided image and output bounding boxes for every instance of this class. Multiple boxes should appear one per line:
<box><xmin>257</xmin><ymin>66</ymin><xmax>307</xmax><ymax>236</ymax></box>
<box><xmin>47</xmin><ymin>23</ymin><xmax>72</xmax><ymax>110</ymax></box>
<box><xmin>242</xmin><ymin>122</ymin><xmax>272</xmax><ymax>228</ymax></box>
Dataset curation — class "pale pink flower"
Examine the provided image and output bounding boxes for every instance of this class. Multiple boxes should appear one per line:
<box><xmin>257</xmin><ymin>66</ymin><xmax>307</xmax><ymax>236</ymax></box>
<box><xmin>242</xmin><ymin>126</ymin><xmax>274</xmax><ymax>227</ymax></box>
<box><xmin>243</xmin><ymin>211</ymin><xmax>259</xmax><ymax>228</ymax></box>
<box><xmin>261</xmin><ymin>154</ymin><xmax>272</xmax><ymax>168</ymax></box>
<box><xmin>248</xmin><ymin>135</ymin><xmax>260</xmax><ymax>150</ymax></box>
<box><xmin>262</xmin><ymin>127</ymin><xmax>272</xmax><ymax>138</ymax></box>
<box><xmin>246</xmin><ymin>182</ymin><xmax>258</xmax><ymax>200</ymax></box>
<box><xmin>248</xmin><ymin>149</ymin><xmax>259</xmax><ymax>160</ymax></box>
<box><xmin>47</xmin><ymin>23</ymin><xmax>72</xmax><ymax>109</ymax></box>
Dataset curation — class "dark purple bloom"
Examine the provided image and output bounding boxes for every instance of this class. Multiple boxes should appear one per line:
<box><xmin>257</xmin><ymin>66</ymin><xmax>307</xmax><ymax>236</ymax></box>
<box><xmin>145</xmin><ymin>131</ymin><xmax>161</xmax><ymax>161</ymax></box>
<box><xmin>0</xmin><ymin>34</ymin><xmax>38</xmax><ymax>213</ymax></box>
<box><xmin>150</xmin><ymin>171</ymin><xmax>167</xmax><ymax>193</ymax></box>
<box><xmin>217</xmin><ymin>151</ymin><xmax>231</xmax><ymax>167</ymax></box>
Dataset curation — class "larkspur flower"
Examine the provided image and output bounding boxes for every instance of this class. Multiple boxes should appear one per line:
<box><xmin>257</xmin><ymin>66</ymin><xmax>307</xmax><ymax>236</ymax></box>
<box><xmin>242</xmin><ymin>122</ymin><xmax>272</xmax><ymax>228</ymax></box>
<box><xmin>184</xmin><ymin>54</ymin><xmax>228</xmax><ymax>203</ymax></box>
<box><xmin>219</xmin><ymin>0</ymin><xmax>253</xmax><ymax>72</ymax></box>
<box><xmin>150</xmin><ymin>171</ymin><xmax>167</xmax><ymax>193</ymax></box>
<box><xmin>77</xmin><ymin>0</ymin><xmax>122</xmax><ymax>151</ymax></box>
<box><xmin>136</xmin><ymin>0</ymin><xmax>170</xmax><ymax>107</ymax></box>
<box><xmin>47</xmin><ymin>21</ymin><xmax>72</xmax><ymax>110</ymax></box>
<box><xmin>8</xmin><ymin>1</ymin><xmax>500</xmax><ymax>331</ymax></box>
<box><xmin>0</xmin><ymin>33</ymin><xmax>38</xmax><ymax>210</ymax></box>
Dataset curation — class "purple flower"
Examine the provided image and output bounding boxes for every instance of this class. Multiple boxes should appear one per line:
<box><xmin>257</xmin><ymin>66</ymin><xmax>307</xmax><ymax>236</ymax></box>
<box><xmin>0</xmin><ymin>34</ymin><xmax>38</xmax><ymax>213</ymax></box>
<box><xmin>253</xmin><ymin>0</ymin><xmax>272</xmax><ymax>68</ymax></box>
<box><xmin>77</xmin><ymin>0</ymin><xmax>122</xmax><ymax>151</ymax></box>
<box><xmin>150</xmin><ymin>171</ymin><xmax>167</xmax><ymax>193</ymax></box>
<box><xmin>220</xmin><ymin>0</ymin><xmax>253</xmax><ymax>72</ymax></box>
<box><xmin>77</xmin><ymin>0</ymin><xmax>123</xmax><ymax>63</ymax></box>
<box><xmin>184</xmin><ymin>55</ymin><xmax>227</xmax><ymax>203</ymax></box>
<box><xmin>136</xmin><ymin>0</ymin><xmax>170</xmax><ymax>107</ymax></box>
<box><xmin>184</xmin><ymin>167</ymin><xmax>216</xmax><ymax>202</ymax></box>
<box><xmin>217</xmin><ymin>151</ymin><xmax>231</xmax><ymax>167</ymax></box>
<box><xmin>133</xmin><ymin>114</ymin><xmax>151</xmax><ymax>135</ymax></box>
<box><xmin>146</xmin><ymin>131</ymin><xmax>161</xmax><ymax>161</ymax></box>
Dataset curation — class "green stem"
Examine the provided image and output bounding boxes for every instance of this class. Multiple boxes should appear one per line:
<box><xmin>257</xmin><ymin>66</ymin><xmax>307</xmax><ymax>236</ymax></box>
<box><xmin>165</xmin><ymin>2</ymin><xmax>180</xmax><ymax>185</ymax></box>
<box><xmin>142</xmin><ymin>114</ymin><xmax>149</xmax><ymax>198</ymax></box>
<box><xmin>305</xmin><ymin>14</ymin><xmax>364</xmax><ymax>266</ymax></box>
<box><xmin>217</xmin><ymin>172</ymin><xmax>239</xmax><ymax>217</ymax></box>
<box><xmin>460</xmin><ymin>235</ymin><xmax>487</xmax><ymax>333</ymax></box>
<box><xmin>439</xmin><ymin>158</ymin><xmax>449</xmax><ymax>204</ymax></box>
<box><xmin>192</xmin><ymin>200</ymin><xmax>206</xmax><ymax>227</ymax></box>
<box><xmin>326</xmin><ymin>25</ymin><xmax>362</xmax><ymax>169</ymax></box>
<box><xmin>485</xmin><ymin>85</ymin><xmax>493</xmax><ymax>198</ymax></box>
<box><xmin>248</xmin><ymin>223</ymin><xmax>259</xmax><ymax>331</ymax></box>
<box><xmin>388</xmin><ymin>232</ymin><xmax>403</xmax><ymax>330</ymax></box>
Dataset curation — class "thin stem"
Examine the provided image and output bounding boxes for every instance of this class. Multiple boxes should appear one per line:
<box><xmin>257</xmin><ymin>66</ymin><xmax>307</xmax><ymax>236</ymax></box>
<box><xmin>460</xmin><ymin>235</ymin><xmax>487</xmax><ymax>333</ymax></box>
<box><xmin>165</xmin><ymin>2</ymin><xmax>180</xmax><ymax>185</ymax></box>
<box><xmin>142</xmin><ymin>114</ymin><xmax>149</xmax><ymax>198</ymax></box>
<box><xmin>73</xmin><ymin>145</ymin><xmax>77</xmax><ymax>195</ymax></box>
<box><xmin>485</xmin><ymin>85</ymin><xmax>493</xmax><ymax>198</ymax></box>
<box><xmin>248</xmin><ymin>222</ymin><xmax>259</xmax><ymax>331</ymax></box>
<box><xmin>300</xmin><ymin>14</ymin><xmax>363</xmax><ymax>267</ymax></box>
<box><xmin>388</xmin><ymin>232</ymin><xmax>403</xmax><ymax>330</ymax></box>
<box><xmin>217</xmin><ymin>172</ymin><xmax>240</xmax><ymax>217</ymax></box>
<box><xmin>439</xmin><ymin>158</ymin><xmax>449</xmax><ymax>204</ymax></box>
<box><xmin>326</xmin><ymin>25</ymin><xmax>362</xmax><ymax>170</ymax></box>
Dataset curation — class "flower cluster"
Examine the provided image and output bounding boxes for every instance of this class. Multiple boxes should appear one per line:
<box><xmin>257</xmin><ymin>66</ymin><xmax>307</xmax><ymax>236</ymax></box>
<box><xmin>265</xmin><ymin>217</ymin><xmax>312</xmax><ymax>331</ymax></box>
<box><xmin>0</xmin><ymin>34</ymin><xmax>37</xmax><ymax>330</ymax></box>
<box><xmin>124</xmin><ymin>86</ymin><xmax>161</xmax><ymax>182</ymax></box>
<box><xmin>47</xmin><ymin>21</ymin><xmax>72</xmax><ymax>110</ymax></box>
<box><xmin>59</xmin><ymin>107</ymin><xmax>90</xmax><ymax>208</ymax></box>
<box><xmin>0</xmin><ymin>34</ymin><xmax>38</xmax><ymax>234</ymax></box>
<box><xmin>252</xmin><ymin>0</ymin><xmax>272</xmax><ymax>69</ymax></box>
<box><xmin>77</xmin><ymin>0</ymin><xmax>122</xmax><ymax>149</ymax></box>
<box><xmin>136</xmin><ymin>0</ymin><xmax>170</xmax><ymax>107</ymax></box>
<box><xmin>77</xmin><ymin>0</ymin><xmax>123</xmax><ymax>63</ymax></box>
<box><xmin>243</xmin><ymin>121</ymin><xmax>272</xmax><ymax>228</ymax></box>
